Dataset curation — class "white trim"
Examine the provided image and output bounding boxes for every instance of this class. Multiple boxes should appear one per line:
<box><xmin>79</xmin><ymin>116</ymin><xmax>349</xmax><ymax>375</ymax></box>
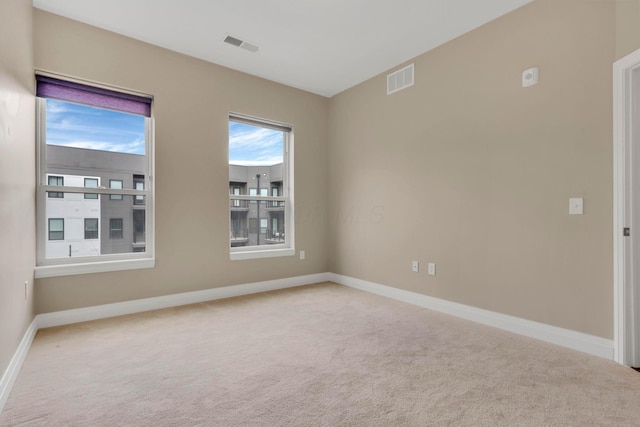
<box><xmin>35</xmin><ymin>258</ymin><xmax>155</xmax><ymax>279</ymax></box>
<box><xmin>230</xmin><ymin>248</ymin><xmax>295</xmax><ymax>261</ymax></box>
<box><xmin>35</xmin><ymin>90</ymin><xmax>156</xmax><ymax>277</ymax></box>
<box><xmin>1</xmin><ymin>271</ymin><xmax>618</xmax><ymax>416</ymax></box>
<box><xmin>0</xmin><ymin>273</ymin><xmax>330</xmax><ymax>415</ymax></box>
<box><xmin>36</xmin><ymin>273</ymin><xmax>331</xmax><ymax>328</ymax></box>
<box><xmin>329</xmin><ymin>273</ymin><xmax>614</xmax><ymax>360</ymax></box>
<box><xmin>613</xmin><ymin>47</ymin><xmax>640</xmax><ymax>366</ymax></box>
<box><xmin>0</xmin><ymin>319</ymin><xmax>38</xmax><ymax>414</ymax></box>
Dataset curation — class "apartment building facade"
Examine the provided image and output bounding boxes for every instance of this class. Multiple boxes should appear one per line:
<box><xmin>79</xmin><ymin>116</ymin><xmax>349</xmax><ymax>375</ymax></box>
<box><xmin>229</xmin><ymin>163</ymin><xmax>284</xmax><ymax>247</ymax></box>
<box><xmin>45</xmin><ymin>145</ymin><xmax>146</xmax><ymax>258</ymax></box>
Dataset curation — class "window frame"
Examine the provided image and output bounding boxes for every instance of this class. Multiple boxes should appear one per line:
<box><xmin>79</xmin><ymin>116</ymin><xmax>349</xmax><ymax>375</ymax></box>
<box><xmin>35</xmin><ymin>72</ymin><xmax>155</xmax><ymax>278</ymax></box>
<box><xmin>228</xmin><ymin>113</ymin><xmax>294</xmax><ymax>260</ymax></box>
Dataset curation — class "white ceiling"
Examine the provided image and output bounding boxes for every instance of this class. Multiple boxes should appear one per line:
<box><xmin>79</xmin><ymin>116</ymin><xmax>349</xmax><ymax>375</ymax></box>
<box><xmin>32</xmin><ymin>0</ymin><xmax>532</xmax><ymax>98</ymax></box>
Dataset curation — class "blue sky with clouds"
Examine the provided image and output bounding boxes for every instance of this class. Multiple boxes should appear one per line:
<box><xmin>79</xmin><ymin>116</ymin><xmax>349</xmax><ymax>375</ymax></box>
<box><xmin>46</xmin><ymin>100</ymin><xmax>283</xmax><ymax>165</ymax></box>
<box><xmin>46</xmin><ymin>99</ymin><xmax>146</xmax><ymax>155</ymax></box>
<box><xmin>229</xmin><ymin>122</ymin><xmax>283</xmax><ymax>166</ymax></box>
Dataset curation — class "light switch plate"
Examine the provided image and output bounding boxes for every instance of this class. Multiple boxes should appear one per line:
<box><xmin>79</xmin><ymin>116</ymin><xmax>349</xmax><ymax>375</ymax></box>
<box><xmin>569</xmin><ymin>198</ymin><xmax>583</xmax><ymax>215</ymax></box>
<box><xmin>428</xmin><ymin>263</ymin><xmax>436</xmax><ymax>276</ymax></box>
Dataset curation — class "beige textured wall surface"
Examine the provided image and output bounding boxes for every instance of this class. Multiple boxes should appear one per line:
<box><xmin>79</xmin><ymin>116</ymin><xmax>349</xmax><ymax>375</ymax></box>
<box><xmin>328</xmin><ymin>0</ymin><xmax>617</xmax><ymax>339</ymax></box>
<box><xmin>0</xmin><ymin>0</ymin><xmax>35</xmax><ymax>376</ymax></box>
<box><xmin>33</xmin><ymin>10</ymin><xmax>330</xmax><ymax>313</ymax></box>
<box><xmin>616</xmin><ymin>0</ymin><xmax>640</xmax><ymax>59</ymax></box>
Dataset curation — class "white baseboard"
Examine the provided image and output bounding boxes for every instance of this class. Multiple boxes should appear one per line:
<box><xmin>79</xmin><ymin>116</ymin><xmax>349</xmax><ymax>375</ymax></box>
<box><xmin>328</xmin><ymin>273</ymin><xmax>614</xmax><ymax>360</ymax></box>
<box><xmin>1</xmin><ymin>273</ymin><xmax>331</xmax><ymax>414</ymax></box>
<box><xmin>0</xmin><ymin>319</ymin><xmax>38</xmax><ymax>414</ymax></box>
<box><xmin>37</xmin><ymin>273</ymin><xmax>332</xmax><ymax>329</ymax></box>
<box><xmin>0</xmin><ymin>271</ymin><xmax>615</xmax><ymax>416</ymax></box>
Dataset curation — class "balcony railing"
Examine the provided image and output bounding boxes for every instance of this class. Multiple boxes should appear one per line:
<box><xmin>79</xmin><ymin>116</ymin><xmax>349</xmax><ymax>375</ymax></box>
<box><xmin>266</xmin><ymin>200</ymin><xmax>285</xmax><ymax>210</ymax></box>
<box><xmin>230</xmin><ymin>199</ymin><xmax>250</xmax><ymax>210</ymax></box>
<box><xmin>231</xmin><ymin>229</ymin><xmax>249</xmax><ymax>241</ymax></box>
<box><xmin>265</xmin><ymin>228</ymin><xmax>285</xmax><ymax>242</ymax></box>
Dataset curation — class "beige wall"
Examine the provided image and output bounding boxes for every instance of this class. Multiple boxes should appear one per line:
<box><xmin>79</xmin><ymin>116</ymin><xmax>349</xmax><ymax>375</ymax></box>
<box><xmin>29</xmin><ymin>1</ymin><xmax>640</xmax><ymax>339</ymax></box>
<box><xmin>33</xmin><ymin>10</ymin><xmax>330</xmax><ymax>313</ymax></box>
<box><xmin>0</xmin><ymin>0</ymin><xmax>35</xmax><ymax>377</ymax></box>
<box><xmin>616</xmin><ymin>0</ymin><xmax>640</xmax><ymax>59</ymax></box>
<box><xmin>328</xmin><ymin>0</ymin><xmax>620</xmax><ymax>339</ymax></box>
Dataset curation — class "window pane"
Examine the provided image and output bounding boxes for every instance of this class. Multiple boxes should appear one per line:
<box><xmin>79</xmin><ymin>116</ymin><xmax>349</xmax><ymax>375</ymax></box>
<box><xmin>110</xmin><ymin>180</ymin><xmax>123</xmax><ymax>200</ymax></box>
<box><xmin>48</xmin><ymin>218</ymin><xmax>64</xmax><ymax>241</ymax></box>
<box><xmin>47</xmin><ymin>175</ymin><xmax>64</xmax><ymax>198</ymax></box>
<box><xmin>42</xmin><ymin>99</ymin><xmax>148</xmax><ymax>259</ymax></box>
<box><xmin>84</xmin><ymin>178</ymin><xmax>99</xmax><ymax>199</ymax></box>
<box><xmin>228</xmin><ymin>118</ymin><xmax>289</xmax><ymax>250</ymax></box>
<box><xmin>230</xmin><ymin>202</ymin><xmax>286</xmax><ymax>247</ymax></box>
<box><xmin>46</xmin><ymin>99</ymin><xmax>145</xmax><ymax>155</ymax></box>
<box><xmin>109</xmin><ymin>218</ymin><xmax>123</xmax><ymax>239</ymax></box>
<box><xmin>134</xmin><ymin>175</ymin><xmax>145</xmax><ymax>205</ymax></box>
<box><xmin>84</xmin><ymin>218</ymin><xmax>99</xmax><ymax>239</ymax></box>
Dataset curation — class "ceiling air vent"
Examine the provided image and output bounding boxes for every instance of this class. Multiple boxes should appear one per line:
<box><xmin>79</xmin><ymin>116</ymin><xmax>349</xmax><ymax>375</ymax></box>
<box><xmin>223</xmin><ymin>34</ymin><xmax>259</xmax><ymax>53</ymax></box>
<box><xmin>387</xmin><ymin>63</ymin><xmax>414</xmax><ymax>95</ymax></box>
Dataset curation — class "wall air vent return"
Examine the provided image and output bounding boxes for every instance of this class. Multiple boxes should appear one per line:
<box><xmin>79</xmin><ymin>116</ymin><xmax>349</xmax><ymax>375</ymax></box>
<box><xmin>387</xmin><ymin>63</ymin><xmax>414</xmax><ymax>95</ymax></box>
<box><xmin>224</xmin><ymin>35</ymin><xmax>259</xmax><ymax>53</ymax></box>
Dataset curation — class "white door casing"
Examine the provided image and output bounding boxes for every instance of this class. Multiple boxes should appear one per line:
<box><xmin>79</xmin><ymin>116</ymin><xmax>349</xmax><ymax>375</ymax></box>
<box><xmin>613</xmin><ymin>47</ymin><xmax>640</xmax><ymax>366</ymax></box>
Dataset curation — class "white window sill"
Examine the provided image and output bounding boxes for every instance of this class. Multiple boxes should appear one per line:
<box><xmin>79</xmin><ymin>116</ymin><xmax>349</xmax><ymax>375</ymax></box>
<box><xmin>35</xmin><ymin>258</ymin><xmax>155</xmax><ymax>278</ymax></box>
<box><xmin>230</xmin><ymin>248</ymin><xmax>295</xmax><ymax>261</ymax></box>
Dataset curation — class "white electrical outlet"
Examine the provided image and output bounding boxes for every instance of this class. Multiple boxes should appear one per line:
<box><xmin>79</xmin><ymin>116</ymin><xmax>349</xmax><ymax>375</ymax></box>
<box><xmin>411</xmin><ymin>261</ymin><xmax>419</xmax><ymax>273</ymax></box>
<box><xmin>299</xmin><ymin>250</ymin><xmax>305</xmax><ymax>260</ymax></box>
<box><xmin>428</xmin><ymin>263</ymin><xmax>436</xmax><ymax>276</ymax></box>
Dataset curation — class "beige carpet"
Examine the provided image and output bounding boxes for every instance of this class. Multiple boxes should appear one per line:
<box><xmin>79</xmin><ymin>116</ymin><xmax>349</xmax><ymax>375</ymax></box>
<box><xmin>2</xmin><ymin>282</ymin><xmax>640</xmax><ymax>426</ymax></box>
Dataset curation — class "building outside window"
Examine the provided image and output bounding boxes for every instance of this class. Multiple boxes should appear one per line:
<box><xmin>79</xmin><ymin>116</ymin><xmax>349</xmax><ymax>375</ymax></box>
<box><xmin>228</xmin><ymin>114</ymin><xmax>294</xmax><ymax>260</ymax></box>
<box><xmin>84</xmin><ymin>218</ymin><xmax>99</xmax><ymax>239</ymax></box>
<box><xmin>110</xmin><ymin>179</ymin><xmax>123</xmax><ymax>200</ymax></box>
<box><xmin>48</xmin><ymin>218</ymin><xmax>64</xmax><ymax>241</ymax></box>
<box><xmin>134</xmin><ymin>175</ymin><xmax>145</xmax><ymax>205</ymax></box>
<box><xmin>47</xmin><ymin>175</ymin><xmax>63</xmax><ymax>198</ymax></box>
<box><xmin>84</xmin><ymin>178</ymin><xmax>99</xmax><ymax>199</ymax></box>
<box><xmin>35</xmin><ymin>74</ymin><xmax>154</xmax><ymax>278</ymax></box>
<box><xmin>110</xmin><ymin>218</ymin><xmax>123</xmax><ymax>239</ymax></box>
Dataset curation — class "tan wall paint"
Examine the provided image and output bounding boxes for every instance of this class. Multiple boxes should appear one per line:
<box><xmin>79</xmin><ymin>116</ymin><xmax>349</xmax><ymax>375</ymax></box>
<box><xmin>33</xmin><ymin>10</ymin><xmax>330</xmax><ymax>313</ymax></box>
<box><xmin>0</xmin><ymin>0</ymin><xmax>35</xmax><ymax>375</ymax></box>
<box><xmin>328</xmin><ymin>0</ymin><xmax>617</xmax><ymax>339</ymax></box>
<box><xmin>616</xmin><ymin>0</ymin><xmax>640</xmax><ymax>59</ymax></box>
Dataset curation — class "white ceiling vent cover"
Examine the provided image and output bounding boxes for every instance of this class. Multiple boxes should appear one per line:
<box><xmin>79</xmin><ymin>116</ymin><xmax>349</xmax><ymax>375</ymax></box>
<box><xmin>387</xmin><ymin>63</ymin><xmax>414</xmax><ymax>95</ymax></box>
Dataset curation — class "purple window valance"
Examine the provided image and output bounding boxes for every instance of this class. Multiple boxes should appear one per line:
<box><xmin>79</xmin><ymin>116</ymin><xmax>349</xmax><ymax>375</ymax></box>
<box><xmin>36</xmin><ymin>75</ymin><xmax>152</xmax><ymax>117</ymax></box>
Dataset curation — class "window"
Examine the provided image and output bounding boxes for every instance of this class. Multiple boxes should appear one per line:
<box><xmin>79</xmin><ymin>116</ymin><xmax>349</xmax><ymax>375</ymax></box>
<box><xmin>47</xmin><ymin>176</ymin><xmax>63</xmax><ymax>198</ymax></box>
<box><xmin>48</xmin><ymin>218</ymin><xmax>64</xmax><ymax>240</ymax></box>
<box><xmin>232</xmin><ymin>186</ymin><xmax>241</xmax><ymax>207</ymax></box>
<box><xmin>84</xmin><ymin>218</ymin><xmax>99</xmax><ymax>239</ymax></box>
<box><xmin>84</xmin><ymin>178</ymin><xmax>99</xmax><ymax>199</ymax></box>
<box><xmin>134</xmin><ymin>175</ymin><xmax>145</xmax><ymax>205</ymax></box>
<box><xmin>35</xmin><ymin>74</ymin><xmax>154</xmax><ymax>278</ymax></box>
<box><xmin>133</xmin><ymin>210</ymin><xmax>145</xmax><ymax>246</ymax></box>
<box><xmin>228</xmin><ymin>114</ymin><xmax>294</xmax><ymax>259</ymax></box>
<box><xmin>110</xmin><ymin>218</ymin><xmax>123</xmax><ymax>239</ymax></box>
<box><xmin>110</xmin><ymin>180</ymin><xmax>123</xmax><ymax>200</ymax></box>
